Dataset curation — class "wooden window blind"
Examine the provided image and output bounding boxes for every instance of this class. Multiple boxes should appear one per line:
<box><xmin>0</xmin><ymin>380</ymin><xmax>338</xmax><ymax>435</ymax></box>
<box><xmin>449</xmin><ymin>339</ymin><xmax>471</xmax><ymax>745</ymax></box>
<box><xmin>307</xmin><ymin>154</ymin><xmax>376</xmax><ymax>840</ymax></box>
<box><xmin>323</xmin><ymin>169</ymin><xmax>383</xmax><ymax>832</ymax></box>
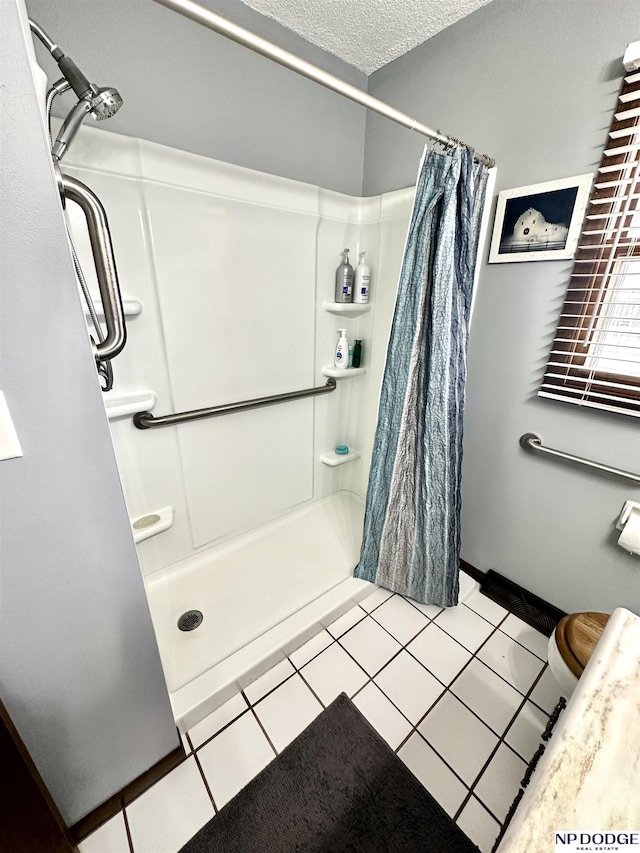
<box><xmin>539</xmin><ymin>68</ymin><xmax>640</xmax><ymax>417</ymax></box>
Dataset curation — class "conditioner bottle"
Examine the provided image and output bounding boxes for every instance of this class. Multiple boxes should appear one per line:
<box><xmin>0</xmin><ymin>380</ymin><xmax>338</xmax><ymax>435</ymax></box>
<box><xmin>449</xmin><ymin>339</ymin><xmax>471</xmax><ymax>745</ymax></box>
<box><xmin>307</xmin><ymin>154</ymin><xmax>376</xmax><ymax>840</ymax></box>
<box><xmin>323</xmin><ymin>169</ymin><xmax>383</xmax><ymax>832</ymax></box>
<box><xmin>353</xmin><ymin>251</ymin><xmax>370</xmax><ymax>304</ymax></box>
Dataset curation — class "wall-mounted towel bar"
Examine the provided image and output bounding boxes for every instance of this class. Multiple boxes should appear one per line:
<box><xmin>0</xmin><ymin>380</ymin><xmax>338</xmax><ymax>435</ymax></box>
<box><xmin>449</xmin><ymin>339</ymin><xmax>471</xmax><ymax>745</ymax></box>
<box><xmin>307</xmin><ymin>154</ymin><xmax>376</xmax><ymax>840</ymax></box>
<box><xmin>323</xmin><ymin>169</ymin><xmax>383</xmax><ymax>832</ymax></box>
<box><xmin>519</xmin><ymin>432</ymin><xmax>640</xmax><ymax>485</ymax></box>
<box><xmin>133</xmin><ymin>378</ymin><xmax>337</xmax><ymax>429</ymax></box>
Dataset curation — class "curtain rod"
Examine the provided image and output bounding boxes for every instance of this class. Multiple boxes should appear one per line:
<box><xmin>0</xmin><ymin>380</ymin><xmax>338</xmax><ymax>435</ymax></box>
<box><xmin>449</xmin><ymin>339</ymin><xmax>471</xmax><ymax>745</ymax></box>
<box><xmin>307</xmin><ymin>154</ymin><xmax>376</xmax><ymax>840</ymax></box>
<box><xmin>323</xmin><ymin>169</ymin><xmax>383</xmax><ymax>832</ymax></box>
<box><xmin>151</xmin><ymin>0</ymin><xmax>495</xmax><ymax>169</ymax></box>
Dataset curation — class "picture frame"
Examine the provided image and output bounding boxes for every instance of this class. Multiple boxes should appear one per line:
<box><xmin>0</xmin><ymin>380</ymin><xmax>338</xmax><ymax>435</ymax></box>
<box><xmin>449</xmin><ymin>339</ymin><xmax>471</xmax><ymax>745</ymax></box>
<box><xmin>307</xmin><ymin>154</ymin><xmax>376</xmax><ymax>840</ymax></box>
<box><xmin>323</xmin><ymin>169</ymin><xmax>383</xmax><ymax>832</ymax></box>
<box><xmin>488</xmin><ymin>173</ymin><xmax>593</xmax><ymax>263</ymax></box>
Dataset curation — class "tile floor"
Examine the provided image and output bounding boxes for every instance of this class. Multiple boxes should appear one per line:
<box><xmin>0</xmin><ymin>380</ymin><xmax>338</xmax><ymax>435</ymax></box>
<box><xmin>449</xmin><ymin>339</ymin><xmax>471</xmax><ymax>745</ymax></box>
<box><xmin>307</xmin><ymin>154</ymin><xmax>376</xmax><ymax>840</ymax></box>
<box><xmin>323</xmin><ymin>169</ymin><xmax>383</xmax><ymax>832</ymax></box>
<box><xmin>79</xmin><ymin>587</ymin><xmax>563</xmax><ymax>853</ymax></box>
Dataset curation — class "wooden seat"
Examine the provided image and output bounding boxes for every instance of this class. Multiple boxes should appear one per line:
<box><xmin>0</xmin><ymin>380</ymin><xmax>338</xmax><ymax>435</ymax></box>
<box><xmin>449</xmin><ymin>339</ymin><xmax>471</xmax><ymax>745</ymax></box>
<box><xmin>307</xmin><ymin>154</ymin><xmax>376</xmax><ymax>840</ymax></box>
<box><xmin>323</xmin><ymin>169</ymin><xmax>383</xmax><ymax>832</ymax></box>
<box><xmin>554</xmin><ymin>612</ymin><xmax>610</xmax><ymax>679</ymax></box>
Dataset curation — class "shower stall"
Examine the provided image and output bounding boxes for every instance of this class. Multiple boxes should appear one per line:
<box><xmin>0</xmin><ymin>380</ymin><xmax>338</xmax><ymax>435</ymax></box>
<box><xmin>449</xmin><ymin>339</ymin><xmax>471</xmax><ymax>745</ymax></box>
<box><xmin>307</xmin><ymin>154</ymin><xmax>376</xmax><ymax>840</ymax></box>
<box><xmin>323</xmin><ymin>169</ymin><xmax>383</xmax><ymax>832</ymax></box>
<box><xmin>28</xmin><ymin>1</ymin><xmax>492</xmax><ymax>735</ymax></box>
<box><xmin>56</xmin><ymin>121</ymin><xmax>415</xmax><ymax>729</ymax></box>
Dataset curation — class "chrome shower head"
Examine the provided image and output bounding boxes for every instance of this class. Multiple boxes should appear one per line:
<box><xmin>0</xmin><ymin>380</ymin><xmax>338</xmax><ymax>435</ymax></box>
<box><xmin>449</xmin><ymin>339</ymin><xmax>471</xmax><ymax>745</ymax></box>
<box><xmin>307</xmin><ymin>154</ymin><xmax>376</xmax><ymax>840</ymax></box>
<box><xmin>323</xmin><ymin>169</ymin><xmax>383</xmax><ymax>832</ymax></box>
<box><xmin>89</xmin><ymin>86</ymin><xmax>123</xmax><ymax>121</ymax></box>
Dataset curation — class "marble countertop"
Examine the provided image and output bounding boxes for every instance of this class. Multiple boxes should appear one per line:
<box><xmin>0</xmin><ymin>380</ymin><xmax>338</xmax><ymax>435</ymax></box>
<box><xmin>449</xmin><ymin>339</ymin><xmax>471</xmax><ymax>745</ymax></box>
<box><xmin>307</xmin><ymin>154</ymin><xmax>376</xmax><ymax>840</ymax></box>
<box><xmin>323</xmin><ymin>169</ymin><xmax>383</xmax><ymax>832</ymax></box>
<box><xmin>498</xmin><ymin>606</ymin><xmax>640</xmax><ymax>852</ymax></box>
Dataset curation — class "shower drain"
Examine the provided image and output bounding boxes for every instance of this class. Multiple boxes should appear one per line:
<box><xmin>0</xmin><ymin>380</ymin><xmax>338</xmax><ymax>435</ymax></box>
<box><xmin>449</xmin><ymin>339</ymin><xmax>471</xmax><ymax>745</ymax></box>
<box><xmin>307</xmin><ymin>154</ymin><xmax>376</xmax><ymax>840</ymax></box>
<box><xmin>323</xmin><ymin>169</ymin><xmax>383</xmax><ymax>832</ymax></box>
<box><xmin>177</xmin><ymin>610</ymin><xmax>204</xmax><ymax>632</ymax></box>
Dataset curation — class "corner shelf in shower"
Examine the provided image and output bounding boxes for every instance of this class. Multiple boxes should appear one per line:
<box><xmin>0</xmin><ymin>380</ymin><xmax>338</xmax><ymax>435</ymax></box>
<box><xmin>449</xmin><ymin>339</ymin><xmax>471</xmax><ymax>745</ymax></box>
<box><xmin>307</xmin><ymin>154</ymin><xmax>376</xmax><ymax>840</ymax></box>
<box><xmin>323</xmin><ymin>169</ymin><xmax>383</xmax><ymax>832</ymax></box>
<box><xmin>131</xmin><ymin>507</ymin><xmax>174</xmax><ymax>544</ymax></box>
<box><xmin>322</xmin><ymin>301</ymin><xmax>371</xmax><ymax>316</ymax></box>
<box><xmin>104</xmin><ymin>391</ymin><xmax>157</xmax><ymax>420</ymax></box>
<box><xmin>321</xmin><ymin>366</ymin><xmax>367</xmax><ymax>379</ymax></box>
<box><xmin>84</xmin><ymin>298</ymin><xmax>142</xmax><ymax>319</ymax></box>
<box><xmin>320</xmin><ymin>449</ymin><xmax>361</xmax><ymax>467</ymax></box>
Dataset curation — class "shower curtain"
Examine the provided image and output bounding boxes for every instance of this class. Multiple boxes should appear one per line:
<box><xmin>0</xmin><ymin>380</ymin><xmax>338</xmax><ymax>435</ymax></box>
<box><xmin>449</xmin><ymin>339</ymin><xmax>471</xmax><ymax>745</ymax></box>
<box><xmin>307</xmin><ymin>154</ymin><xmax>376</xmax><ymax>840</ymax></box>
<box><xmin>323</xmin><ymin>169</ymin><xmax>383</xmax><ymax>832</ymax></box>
<box><xmin>354</xmin><ymin>146</ymin><xmax>488</xmax><ymax>607</ymax></box>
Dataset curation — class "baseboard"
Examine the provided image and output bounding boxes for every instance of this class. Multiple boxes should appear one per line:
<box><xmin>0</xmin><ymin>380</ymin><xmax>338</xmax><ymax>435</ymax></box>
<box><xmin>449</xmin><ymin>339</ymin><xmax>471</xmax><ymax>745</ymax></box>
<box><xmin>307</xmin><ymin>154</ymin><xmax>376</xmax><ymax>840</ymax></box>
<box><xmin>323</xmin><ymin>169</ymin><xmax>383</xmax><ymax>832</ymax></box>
<box><xmin>70</xmin><ymin>742</ymin><xmax>186</xmax><ymax>843</ymax></box>
<box><xmin>459</xmin><ymin>559</ymin><xmax>485</xmax><ymax>584</ymax></box>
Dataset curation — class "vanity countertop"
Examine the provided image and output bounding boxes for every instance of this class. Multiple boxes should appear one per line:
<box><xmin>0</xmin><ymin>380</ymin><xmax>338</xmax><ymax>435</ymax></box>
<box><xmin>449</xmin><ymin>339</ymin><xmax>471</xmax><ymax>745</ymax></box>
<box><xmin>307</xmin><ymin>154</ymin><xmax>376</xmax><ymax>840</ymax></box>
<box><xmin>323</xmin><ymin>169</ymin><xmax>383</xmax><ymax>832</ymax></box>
<box><xmin>498</xmin><ymin>606</ymin><xmax>640</xmax><ymax>852</ymax></box>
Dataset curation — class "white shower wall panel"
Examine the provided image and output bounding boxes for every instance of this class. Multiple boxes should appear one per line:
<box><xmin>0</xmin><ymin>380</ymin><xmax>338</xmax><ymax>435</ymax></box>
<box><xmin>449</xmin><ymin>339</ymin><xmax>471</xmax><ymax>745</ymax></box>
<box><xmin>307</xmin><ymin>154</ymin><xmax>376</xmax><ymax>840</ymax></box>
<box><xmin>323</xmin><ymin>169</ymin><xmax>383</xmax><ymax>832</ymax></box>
<box><xmin>143</xmin><ymin>182</ymin><xmax>318</xmax><ymax>546</ymax></box>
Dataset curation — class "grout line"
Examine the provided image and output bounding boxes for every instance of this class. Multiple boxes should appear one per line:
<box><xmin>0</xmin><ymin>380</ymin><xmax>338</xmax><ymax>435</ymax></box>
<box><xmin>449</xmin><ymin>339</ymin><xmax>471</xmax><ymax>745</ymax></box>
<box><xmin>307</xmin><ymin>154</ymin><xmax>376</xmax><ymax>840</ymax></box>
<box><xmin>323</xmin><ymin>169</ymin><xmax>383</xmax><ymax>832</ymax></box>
<box><xmin>246</xmin><ymin>695</ymin><xmax>279</xmax><ymax>757</ymax></box>
<box><xmin>246</xmin><ymin>669</ymin><xmax>298</xmax><ymax>709</ymax></box>
<box><xmin>296</xmin><ymin>669</ymin><xmax>328</xmax><ymax>709</ymax></box>
<box><xmin>494</xmin><ymin>624</ymin><xmax>548</xmax><ymax>662</ymax></box>
<box><xmin>287</xmin><ymin>632</ymin><xmax>334</xmax><ymax>672</ymax></box>
<box><xmin>400</xmin><ymin>594</ymin><xmax>444</xmax><ymax>622</ymax></box>
<box><xmin>191</xmin><ymin>705</ymin><xmax>251</xmax><ymax>754</ymax></box>
<box><xmin>121</xmin><ymin>806</ymin><xmax>135</xmax><ymax>853</ymax></box>
<box><xmin>192</xmin><ymin>750</ymin><xmax>219</xmax><ymax>814</ymax></box>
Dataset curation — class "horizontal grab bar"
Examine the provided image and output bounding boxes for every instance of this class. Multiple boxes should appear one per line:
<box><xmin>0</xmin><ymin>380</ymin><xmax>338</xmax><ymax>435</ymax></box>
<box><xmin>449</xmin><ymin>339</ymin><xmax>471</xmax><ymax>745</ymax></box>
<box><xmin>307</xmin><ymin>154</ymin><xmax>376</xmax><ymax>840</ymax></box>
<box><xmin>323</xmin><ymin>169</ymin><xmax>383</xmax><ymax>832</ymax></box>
<box><xmin>133</xmin><ymin>378</ymin><xmax>337</xmax><ymax>429</ymax></box>
<box><xmin>519</xmin><ymin>432</ymin><xmax>640</xmax><ymax>485</ymax></box>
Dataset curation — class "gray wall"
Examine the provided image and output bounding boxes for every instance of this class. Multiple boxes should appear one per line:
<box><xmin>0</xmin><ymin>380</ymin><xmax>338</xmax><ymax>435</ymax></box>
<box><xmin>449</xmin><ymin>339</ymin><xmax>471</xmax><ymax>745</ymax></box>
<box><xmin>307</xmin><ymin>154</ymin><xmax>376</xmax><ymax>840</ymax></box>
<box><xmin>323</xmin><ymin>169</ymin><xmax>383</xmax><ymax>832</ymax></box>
<box><xmin>26</xmin><ymin>0</ymin><xmax>368</xmax><ymax>196</ymax></box>
<box><xmin>0</xmin><ymin>0</ymin><xmax>179</xmax><ymax>826</ymax></box>
<box><xmin>365</xmin><ymin>0</ymin><xmax>640</xmax><ymax>614</ymax></box>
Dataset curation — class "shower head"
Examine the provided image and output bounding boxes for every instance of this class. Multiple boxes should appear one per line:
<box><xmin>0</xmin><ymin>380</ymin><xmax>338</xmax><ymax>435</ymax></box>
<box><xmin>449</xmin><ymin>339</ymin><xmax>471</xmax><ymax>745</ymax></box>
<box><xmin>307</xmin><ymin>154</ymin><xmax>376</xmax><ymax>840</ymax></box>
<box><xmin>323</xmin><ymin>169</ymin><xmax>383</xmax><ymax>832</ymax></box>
<box><xmin>88</xmin><ymin>86</ymin><xmax>124</xmax><ymax>121</ymax></box>
<box><xmin>29</xmin><ymin>19</ymin><xmax>123</xmax><ymax>158</ymax></box>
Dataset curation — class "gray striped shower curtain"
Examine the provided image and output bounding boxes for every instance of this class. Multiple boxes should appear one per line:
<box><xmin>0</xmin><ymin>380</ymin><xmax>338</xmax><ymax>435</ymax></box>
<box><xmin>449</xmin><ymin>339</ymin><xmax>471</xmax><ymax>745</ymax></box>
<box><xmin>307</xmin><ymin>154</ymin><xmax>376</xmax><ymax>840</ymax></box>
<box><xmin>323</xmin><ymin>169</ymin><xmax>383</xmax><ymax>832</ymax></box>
<box><xmin>354</xmin><ymin>146</ymin><xmax>488</xmax><ymax>607</ymax></box>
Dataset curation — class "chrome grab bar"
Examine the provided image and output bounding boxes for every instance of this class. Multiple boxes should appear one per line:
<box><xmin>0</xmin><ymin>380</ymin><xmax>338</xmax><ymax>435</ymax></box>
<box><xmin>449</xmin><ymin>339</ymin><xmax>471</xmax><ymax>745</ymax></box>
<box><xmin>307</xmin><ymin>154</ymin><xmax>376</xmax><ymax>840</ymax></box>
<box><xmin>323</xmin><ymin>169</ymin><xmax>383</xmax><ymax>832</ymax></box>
<box><xmin>59</xmin><ymin>172</ymin><xmax>126</xmax><ymax>362</ymax></box>
<box><xmin>519</xmin><ymin>432</ymin><xmax>640</xmax><ymax>485</ymax></box>
<box><xmin>134</xmin><ymin>378</ymin><xmax>337</xmax><ymax>429</ymax></box>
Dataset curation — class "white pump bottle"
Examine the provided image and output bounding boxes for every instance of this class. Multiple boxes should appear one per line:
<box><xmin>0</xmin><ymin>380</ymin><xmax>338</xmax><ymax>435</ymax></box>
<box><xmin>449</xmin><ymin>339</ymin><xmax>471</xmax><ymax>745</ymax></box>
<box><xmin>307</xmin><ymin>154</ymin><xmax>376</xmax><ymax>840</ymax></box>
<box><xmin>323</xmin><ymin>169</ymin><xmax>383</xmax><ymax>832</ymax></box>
<box><xmin>334</xmin><ymin>329</ymin><xmax>349</xmax><ymax>369</ymax></box>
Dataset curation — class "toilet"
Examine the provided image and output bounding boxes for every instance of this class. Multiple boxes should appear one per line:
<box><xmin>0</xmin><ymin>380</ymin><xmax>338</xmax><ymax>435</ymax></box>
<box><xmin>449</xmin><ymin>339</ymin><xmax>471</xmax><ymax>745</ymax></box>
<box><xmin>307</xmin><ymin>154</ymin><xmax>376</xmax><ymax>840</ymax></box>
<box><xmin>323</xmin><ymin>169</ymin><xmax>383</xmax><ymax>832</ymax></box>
<box><xmin>547</xmin><ymin>612</ymin><xmax>610</xmax><ymax>697</ymax></box>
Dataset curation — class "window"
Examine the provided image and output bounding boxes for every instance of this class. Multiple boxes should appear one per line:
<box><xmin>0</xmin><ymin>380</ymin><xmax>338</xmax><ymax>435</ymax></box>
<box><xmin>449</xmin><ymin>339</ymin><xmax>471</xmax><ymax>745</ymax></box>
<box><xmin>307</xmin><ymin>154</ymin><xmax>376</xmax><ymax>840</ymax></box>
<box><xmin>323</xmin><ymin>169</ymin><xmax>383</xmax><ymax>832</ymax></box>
<box><xmin>539</xmin><ymin>64</ymin><xmax>640</xmax><ymax>416</ymax></box>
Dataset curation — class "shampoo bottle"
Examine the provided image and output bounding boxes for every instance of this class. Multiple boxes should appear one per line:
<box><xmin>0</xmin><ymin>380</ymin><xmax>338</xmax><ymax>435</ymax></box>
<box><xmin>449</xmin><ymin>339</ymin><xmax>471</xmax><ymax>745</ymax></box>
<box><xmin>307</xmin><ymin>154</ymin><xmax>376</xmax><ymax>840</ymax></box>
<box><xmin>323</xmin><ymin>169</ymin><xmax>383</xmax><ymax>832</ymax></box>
<box><xmin>334</xmin><ymin>329</ymin><xmax>349</xmax><ymax>369</ymax></box>
<box><xmin>353</xmin><ymin>251</ymin><xmax>370</xmax><ymax>304</ymax></box>
<box><xmin>334</xmin><ymin>249</ymin><xmax>354</xmax><ymax>303</ymax></box>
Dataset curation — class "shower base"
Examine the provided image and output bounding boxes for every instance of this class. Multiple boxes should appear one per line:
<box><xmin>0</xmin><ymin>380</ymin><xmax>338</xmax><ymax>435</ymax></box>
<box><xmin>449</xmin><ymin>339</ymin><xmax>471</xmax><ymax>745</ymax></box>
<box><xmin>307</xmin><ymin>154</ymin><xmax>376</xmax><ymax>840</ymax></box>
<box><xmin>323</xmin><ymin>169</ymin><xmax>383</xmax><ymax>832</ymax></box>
<box><xmin>144</xmin><ymin>490</ymin><xmax>478</xmax><ymax>732</ymax></box>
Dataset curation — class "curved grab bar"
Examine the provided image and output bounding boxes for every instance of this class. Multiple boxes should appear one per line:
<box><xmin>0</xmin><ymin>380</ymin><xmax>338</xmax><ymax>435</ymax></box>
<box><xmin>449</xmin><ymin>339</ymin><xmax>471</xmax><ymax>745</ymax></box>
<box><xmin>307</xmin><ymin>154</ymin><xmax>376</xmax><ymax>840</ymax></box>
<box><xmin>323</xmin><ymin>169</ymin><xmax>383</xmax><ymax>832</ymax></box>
<box><xmin>60</xmin><ymin>173</ymin><xmax>126</xmax><ymax>362</ymax></box>
<box><xmin>519</xmin><ymin>432</ymin><xmax>640</xmax><ymax>485</ymax></box>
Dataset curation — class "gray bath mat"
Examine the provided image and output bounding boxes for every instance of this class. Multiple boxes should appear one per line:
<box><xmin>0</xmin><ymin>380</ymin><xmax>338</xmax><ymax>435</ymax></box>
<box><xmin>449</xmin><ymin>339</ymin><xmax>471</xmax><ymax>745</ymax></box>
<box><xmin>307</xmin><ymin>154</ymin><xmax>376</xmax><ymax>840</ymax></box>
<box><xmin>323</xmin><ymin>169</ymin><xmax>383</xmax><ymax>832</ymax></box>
<box><xmin>179</xmin><ymin>693</ymin><xmax>478</xmax><ymax>853</ymax></box>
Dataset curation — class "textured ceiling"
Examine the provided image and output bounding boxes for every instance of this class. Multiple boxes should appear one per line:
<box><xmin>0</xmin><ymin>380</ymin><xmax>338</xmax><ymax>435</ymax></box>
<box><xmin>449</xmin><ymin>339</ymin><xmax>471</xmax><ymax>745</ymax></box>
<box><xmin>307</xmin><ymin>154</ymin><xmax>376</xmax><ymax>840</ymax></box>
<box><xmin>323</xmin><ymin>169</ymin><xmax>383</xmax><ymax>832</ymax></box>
<box><xmin>239</xmin><ymin>0</ymin><xmax>493</xmax><ymax>75</ymax></box>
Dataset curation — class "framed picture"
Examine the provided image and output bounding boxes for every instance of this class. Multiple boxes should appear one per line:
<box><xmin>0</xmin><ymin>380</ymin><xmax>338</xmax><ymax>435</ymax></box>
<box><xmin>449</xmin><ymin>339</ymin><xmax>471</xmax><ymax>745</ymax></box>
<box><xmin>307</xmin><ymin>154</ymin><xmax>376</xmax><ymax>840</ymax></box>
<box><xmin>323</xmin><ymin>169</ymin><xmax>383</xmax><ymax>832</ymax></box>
<box><xmin>488</xmin><ymin>173</ymin><xmax>593</xmax><ymax>263</ymax></box>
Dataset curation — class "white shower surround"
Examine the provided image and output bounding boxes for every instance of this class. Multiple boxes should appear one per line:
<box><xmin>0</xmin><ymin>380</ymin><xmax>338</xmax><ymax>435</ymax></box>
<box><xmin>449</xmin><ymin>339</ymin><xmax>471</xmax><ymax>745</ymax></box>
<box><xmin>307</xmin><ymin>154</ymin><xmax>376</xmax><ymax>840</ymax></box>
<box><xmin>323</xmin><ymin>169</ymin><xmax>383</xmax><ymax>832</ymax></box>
<box><xmin>61</xmin><ymin>125</ymin><xmax>481</xmax><ymax>729</ymax></box>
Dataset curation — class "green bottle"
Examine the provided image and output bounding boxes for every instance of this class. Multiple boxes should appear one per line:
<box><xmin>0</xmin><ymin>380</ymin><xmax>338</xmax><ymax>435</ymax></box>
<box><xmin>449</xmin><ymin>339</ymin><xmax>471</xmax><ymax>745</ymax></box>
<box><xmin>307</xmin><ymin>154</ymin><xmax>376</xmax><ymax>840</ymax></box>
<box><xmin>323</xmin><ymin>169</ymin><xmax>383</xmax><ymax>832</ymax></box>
<box><xmin>352</xmin><ymin>339</ymin><xmax>362</xmax><ymax>368</ymax></box>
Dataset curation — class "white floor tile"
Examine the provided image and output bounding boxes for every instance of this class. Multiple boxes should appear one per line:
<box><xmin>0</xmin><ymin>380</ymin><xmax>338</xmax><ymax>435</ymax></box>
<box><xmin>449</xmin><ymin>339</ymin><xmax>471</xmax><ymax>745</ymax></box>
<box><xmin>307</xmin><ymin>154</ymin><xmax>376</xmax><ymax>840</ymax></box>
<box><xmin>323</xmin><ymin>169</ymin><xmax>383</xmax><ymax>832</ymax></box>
<box><xmin>244</xmin><ymin>658</ymin><xmax>295</xmax><ymax>705</ymax></box>
<box><xmin>418</xmin><ymin>692</ymin><xmax>499</xmax><ymax>786</ymax></box>
<box><xmin>477</xmin><ymin>630</ymin><xmax>545</xmax><ymax>695</ymax></box>
<box><xmin>529</xmin><ymin>665</ymin><xmax>565</xmax><ymax>714</ymax></box>
<box><xmin>398</xmin><ymin>733</ymin><xmax>468</xmax><ymax>818</ymax></box>
<box><xmin>450</xmin><ymin>658</ymin><xmax>524</xmax><ymax>736</ymax></box>
<box><xmin>253</xmin><ymin>674</ymin><xmax>322</xmax><ymax>752</ymax></box>
<box><xmin>352</xmin><ymin>682</ymin><xmax>412</xmax><ymax>750</ymax></box>
<box><xmin>188</xmin><ymin>692</ymin><xmax>248</xmax><ymax>748</ymax></box>
<box><xmin>433</xmin><ymin>604</ymin><xmax>495</xmax><ymax>652</ymax></box>
<box><xmin>456</xmin><ymin>795</ymin><xmax>501</xmax><ymax>853</ymax></box>
<box><xmin>474</xmin><ymin>743</ymin><xmax>527</xmax><ymax>823</ymax></box>
<box><xmin>402</xmin><ymin>595</ymin><xmax>443</xmax><ymax>620</ymax></box>
<box><xmin>374</xmin><ymin>650</ymin><xmax>444</xmax><ymax>724</ymax></box>
<box><xmin>359</xmin><ymin>586</ymin><xmax>394</xmax><ymax>612</ymax></box>
<box><xmin>504</xmin><ymin>700</ymin><xmax>549</xmax><ymax>762</ymax></box>
<box><xmin>326</xmin><ymin>604</ymin><xmax>367</xmax><ymax>638</ymax></box>
<box><xmin>339</xmin><ymin>616</ymin><xmax>402</xmax><ymax>676</ymax></box>
<box><xmin>288</xmin><ymin>629</ymin><xmax>333</xmax><ymax>669</ymax></box>
<box><xmin>463</xmin><ymin>593</ymin><xmax>509</xmax><ymax>626</ymax></box>
<box><xmin>370</xmin><ymin>595</ymin><xmax>430</xmax><ymax>645</ymax></box>
<box><xmin>407</xmin><ymin>623</ymin><xmax>472</xmax><ymax>685</ymax></box>
<box><xmin>126</xmin><ymin>758</ymin><xmax>214</xmax><ymax>853</ymax></box>
<box><xmin>500</xmin><ymin>614</ymin><xmax>549</xmax><ymax>660</ymax></box>
<box><xmin>78</xmin><ymin>813</ymin><xmax>130</xmax><ymax>853</ymax></box>
<box><xmin>301</xmin><ymin>641</ymin><xmax>368</xmax><ymax>705</ymax></box>
<box><xmin>198</xmin><ymin>711</ymin><xmax>275</xmax><ymax>809</ymax></box>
